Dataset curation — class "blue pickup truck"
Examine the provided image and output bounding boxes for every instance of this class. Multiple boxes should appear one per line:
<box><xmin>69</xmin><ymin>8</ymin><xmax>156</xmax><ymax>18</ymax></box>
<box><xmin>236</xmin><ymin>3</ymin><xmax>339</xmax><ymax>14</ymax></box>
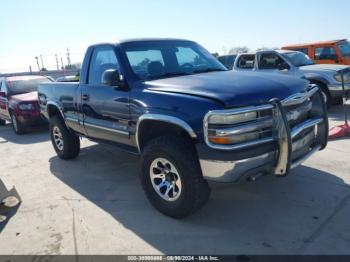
<box><xmin>38</xmin><ymin>39</ymin><xmax>328</xmax><ymax>218</ymax></box>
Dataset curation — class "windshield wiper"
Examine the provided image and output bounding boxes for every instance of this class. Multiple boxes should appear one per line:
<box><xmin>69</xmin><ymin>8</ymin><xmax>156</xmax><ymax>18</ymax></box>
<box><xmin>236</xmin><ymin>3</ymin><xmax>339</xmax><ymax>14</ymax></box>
<box><xmin>193</xmin><ymin>68</ymin><xmax>227</xmax><ymax>74</ymax></box>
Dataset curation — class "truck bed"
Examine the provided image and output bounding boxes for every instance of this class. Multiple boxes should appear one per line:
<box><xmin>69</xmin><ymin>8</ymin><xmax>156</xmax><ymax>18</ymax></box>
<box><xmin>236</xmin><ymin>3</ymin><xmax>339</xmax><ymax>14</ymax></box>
<box><xmin>38</xmin><ymin>82</ymin><xmax>80</xmax><ymax>120</ymax></box>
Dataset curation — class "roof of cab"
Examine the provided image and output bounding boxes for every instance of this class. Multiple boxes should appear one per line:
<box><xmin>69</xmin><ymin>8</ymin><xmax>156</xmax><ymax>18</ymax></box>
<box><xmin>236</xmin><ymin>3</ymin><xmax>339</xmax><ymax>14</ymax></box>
<box><xmin>282</xmin><ymin>39</ymin><xmax>347</xmax><ymax>48</ymax></box>
<box><xmin>118</xmin><ymin>38</ymin><xmax>192</xmax><ymax>44</ymax></box>
<box><xmin>88</xmin><ymin>38</ymin><xmax>194</xmax><ymax>48</ymax></box>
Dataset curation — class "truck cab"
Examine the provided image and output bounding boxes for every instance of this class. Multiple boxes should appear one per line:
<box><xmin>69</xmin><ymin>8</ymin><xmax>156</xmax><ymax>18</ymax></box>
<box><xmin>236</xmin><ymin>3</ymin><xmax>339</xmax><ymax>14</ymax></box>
<box><xmin>39</xmin><ymin>39</ymin><xmax>328</xmax><ymax>218</ymax></box>
<box><xmin>282</xmin><ymin>39</ymin><xmax>350</xmax><ymax>66</ymax></box>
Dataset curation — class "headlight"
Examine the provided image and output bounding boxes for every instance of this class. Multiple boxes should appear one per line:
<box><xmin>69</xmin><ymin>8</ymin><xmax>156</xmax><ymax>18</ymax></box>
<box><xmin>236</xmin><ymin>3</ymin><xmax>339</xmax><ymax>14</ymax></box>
<box><xmin>207</xmin><ymin>111</ymin><xmax>259</xmax><ymax>145</ymax></box>
<box><xmin>18</xmin><ymin>103</ymin><xmax>35</xmax><ymax>110</ymax></box>
<box><xmin>334</xmin><ymin>72</ymin><xmax>350</xmax><ymax>83</ymax></box>
<box><xmin>208</xmin><ymin>111</ymin><xmax>257</xmax><ymax>125</ymax></box>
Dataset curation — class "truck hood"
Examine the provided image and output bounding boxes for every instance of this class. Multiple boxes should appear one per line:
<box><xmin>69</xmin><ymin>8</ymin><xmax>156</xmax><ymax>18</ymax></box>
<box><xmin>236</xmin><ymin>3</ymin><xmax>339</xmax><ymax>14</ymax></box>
<box><xmin>299</xmin><ymin>64</ymin><xmax>350</xmax><ymax>72</ymax></box>
<box><xmin>10</xmin><ymin>91</ymin><xmax>38</xmax><ymax>103</ymax></box>
<box><xmin>144</xmin><ymin>71</ymin><xmax>308</xmax><ymax>108</ymax></box>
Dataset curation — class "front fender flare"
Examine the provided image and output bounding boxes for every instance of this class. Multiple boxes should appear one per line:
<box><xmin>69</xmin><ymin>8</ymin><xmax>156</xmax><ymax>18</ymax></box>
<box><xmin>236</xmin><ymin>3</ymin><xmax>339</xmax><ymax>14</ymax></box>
<box><xmin>135</xmin><ymin>114</ymin><xmax>197</xmax><ymax>152</ymax></box>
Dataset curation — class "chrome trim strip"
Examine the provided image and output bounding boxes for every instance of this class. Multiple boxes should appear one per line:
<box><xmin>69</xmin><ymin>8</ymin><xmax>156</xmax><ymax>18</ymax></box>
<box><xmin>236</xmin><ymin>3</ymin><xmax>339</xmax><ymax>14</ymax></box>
<box><xmin>136</xmin><ymin>114</ymin><xmax>197</xmax><ymax>152</ymax></box>
<box><xmin>291</xmin><ymin>145</ymin><xmax>322</xmax><ymax>169</ymax></box>
<box><xmin>207</xmin><ymin>104</ymin><xmax>274</xmax><ymax>117</ymax></box>
<box><xmin>291</xmin><ymin>117</ymin><xmax>323</xmax><ymax>139</ymax></box>
<box><xmin>212</xmin><ymin>117</ymin><xmax>273</xmax><ymax>137</ymax></box>
<box><xmin>84</xmin><ymin>122</ymin><xmax>129</xmax><ymax>135</ymax></box>
<box><xmin>282</xmin><ymin>86</ymin><xmax>318</xmax><ymax>106</ymax></box>
<box><xmin>65</xmin><ymin>117</ymin><xmax>79</xmax><ymax>123</ymax></box>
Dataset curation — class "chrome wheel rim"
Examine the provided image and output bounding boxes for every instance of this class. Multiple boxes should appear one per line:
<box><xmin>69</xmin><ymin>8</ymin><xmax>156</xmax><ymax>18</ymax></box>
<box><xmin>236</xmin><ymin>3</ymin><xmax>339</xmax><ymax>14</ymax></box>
<box><xmin>150</xmin><ymin>158</ymin><xmax>182</xmax><ymax>202</ymax></box>
<box><xmin>12</xmin><ymin>114</ymin><xmax>18</xmax><ymax>131</ymax></box>
<box><xmin>53</xmin><ymin>126</ymin><xmax>64</xmax><ymax>151</ymax></box>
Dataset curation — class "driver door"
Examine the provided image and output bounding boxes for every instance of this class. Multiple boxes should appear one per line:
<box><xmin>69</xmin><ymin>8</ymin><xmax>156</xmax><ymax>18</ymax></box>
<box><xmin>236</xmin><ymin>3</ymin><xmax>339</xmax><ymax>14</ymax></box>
<box><xmin>80</xmin><ymin>45</ymin><xmax>131</xmax><ymax>146</ymax></box>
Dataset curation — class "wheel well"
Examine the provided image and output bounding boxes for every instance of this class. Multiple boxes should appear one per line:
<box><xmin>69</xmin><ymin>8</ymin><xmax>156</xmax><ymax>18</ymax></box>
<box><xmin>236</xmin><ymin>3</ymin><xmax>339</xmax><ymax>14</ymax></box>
<box><xmin>137</xmin><ymin>120</ymin><xmax>196</xmax><ymax>152</ymax></box>
<box><xmin>47</xmin><ymin>104</ymin><xmax>63</xmax><ymax>119</ymax></box>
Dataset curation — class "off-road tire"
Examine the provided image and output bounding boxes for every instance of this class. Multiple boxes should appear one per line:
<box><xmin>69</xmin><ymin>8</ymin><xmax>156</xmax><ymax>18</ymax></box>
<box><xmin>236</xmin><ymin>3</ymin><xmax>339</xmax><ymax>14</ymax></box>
<box><xmin>49</xmin><ymin>115</ymin><xmax>80</xmax><ymax>160</ymax></box>
<box><xmin>140</xmin><ymin>135</ymin><xmax>210</xmax><ymax>219</ymax></box>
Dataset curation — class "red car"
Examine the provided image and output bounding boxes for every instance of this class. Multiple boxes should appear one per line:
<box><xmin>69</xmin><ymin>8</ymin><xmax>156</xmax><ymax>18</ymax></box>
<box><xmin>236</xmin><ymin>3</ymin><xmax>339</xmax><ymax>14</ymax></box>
<box><xmin>0</xmin><ymin>75</ymin><xmax>52</xmax><ymax>134</ymax></box>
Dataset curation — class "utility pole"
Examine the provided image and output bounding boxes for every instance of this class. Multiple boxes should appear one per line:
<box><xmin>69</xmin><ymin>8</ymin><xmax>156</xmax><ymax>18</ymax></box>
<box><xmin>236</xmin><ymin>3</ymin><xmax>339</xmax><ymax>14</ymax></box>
<box><xmin>40</xmin><ymin>54</ymin><xmax>45</xmax><ymax>70</ymax></box>
<box><xmin>35</xmin><ymin>57</ymin><xmax>40</xmax><ymax>71</ymax></box>
<box><xmin>66</xmin><ymin>48</ymin><xmax>71</xmax><ymax>68</ymax></box>
<box><xmin>29</xmin><ymin>65</ymin><xmax>32</xmax><ymax>74</ymax></box>
<box><xmin>55</xmin><ymin>54</ymin><xmax>59</xmax><ymax>70</ymax></box>
<box><xmin>60</xmin><ymin>57</ymin><xmax>64</xmax><ymax>70</ymax></box>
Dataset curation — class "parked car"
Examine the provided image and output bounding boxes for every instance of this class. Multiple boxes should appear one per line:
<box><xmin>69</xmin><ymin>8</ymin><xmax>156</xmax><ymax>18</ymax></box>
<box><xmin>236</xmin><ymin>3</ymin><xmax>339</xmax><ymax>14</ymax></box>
<box><xmin>217</xmin><ymin>54</ymin><xmax>237</xmax><ymax>69</ymax></box>
<box><xmin>233</xmin><ymin>50</ymin><xmax>350</xmax><ymax>107</ymax></box>
<box><xmin>282</xmin><ymin>39</ymin><xmax>350</xmax><ymax>65</ymax></box>
<box><xmin>0</xmin><ymin>75</ymin><xmax>52</xmax><ymax>134</ymax></box>
<box><xmin>39</xmin><ymin>38</ymin><xmax>328</xmax><ymax>218</ymax></box>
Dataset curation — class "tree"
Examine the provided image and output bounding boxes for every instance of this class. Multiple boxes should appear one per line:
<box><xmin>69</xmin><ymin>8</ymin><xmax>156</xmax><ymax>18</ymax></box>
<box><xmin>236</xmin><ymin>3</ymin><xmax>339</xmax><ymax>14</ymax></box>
<box><xmin>212</xmin><ymin>52</ymin><xmax>219</xmax><ymax>58</ymax></box>
<box><xmin>228</xmin><ymin>46</ymin><xmax>250</xmax><ymax>55</ymax></box>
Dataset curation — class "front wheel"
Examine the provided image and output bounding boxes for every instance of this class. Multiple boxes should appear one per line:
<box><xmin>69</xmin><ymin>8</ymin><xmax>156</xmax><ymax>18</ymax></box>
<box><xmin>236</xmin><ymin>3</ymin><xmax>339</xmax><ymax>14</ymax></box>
<box><xmin>0</xmin><ymin>119</ymin><xmax>5</xmax><ymax>126</ymax></box>
<box><xmin>49</xmin><ymin>115</ymin><xmax>80</xmax><ymax>160</ymax></box>
<box><xmin>10</xmin><ymin>112</ymin><xmax>25</xmax><ymax>134</ymax></box>
<box><xmin>140</xmin><ymin>135</ymin><xmax>210</xmax><ymax>219</ymax></box>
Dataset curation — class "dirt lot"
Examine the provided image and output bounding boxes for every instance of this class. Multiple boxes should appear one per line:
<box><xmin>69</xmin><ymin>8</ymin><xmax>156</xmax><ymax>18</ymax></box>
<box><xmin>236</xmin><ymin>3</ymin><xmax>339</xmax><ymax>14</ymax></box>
<box><xmin>0</xmin><ymin>105</ymin><xmax>349</xmax><ymax>255</ymax></box>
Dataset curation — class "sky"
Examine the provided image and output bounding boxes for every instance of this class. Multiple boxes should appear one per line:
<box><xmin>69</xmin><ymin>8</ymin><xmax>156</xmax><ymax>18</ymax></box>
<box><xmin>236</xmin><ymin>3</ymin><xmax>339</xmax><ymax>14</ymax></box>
<box><xmin>0</xmin><ymin>0</ymin><xmax>349</xmax><ymax>73</ymax></box>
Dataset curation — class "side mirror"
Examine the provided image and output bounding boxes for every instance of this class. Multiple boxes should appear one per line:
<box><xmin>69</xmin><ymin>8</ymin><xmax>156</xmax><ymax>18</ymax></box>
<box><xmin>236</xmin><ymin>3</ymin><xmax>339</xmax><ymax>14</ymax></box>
<box><xmin>101</xmin><ymin>69</ymin><xmax>127</xmax><ymax>89</ymax></box>
<box><xmin>0</xmin><ymin>91</ymin><xmax>6</xmax><ymax>97</ymax></box>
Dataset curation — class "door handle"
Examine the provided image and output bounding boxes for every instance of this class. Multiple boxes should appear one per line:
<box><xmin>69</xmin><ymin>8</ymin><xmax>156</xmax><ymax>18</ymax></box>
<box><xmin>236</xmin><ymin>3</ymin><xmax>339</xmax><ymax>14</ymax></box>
<box><xmin>82</xmin><ymin>94</ymin><xmax>90</xmax><ymax>101</ymax></box>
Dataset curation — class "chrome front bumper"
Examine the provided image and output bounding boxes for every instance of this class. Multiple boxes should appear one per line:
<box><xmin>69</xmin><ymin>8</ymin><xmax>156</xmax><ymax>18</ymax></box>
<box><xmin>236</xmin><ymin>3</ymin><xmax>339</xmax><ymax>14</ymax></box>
<box><xmin>198</xmin><ymin>86</ymin><xmax>328</xmax><ymax>183</ymax></box>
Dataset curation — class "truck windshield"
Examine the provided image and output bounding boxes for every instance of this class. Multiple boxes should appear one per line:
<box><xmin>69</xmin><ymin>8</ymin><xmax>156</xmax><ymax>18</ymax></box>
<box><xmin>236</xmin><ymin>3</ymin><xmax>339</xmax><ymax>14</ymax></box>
<box><xmin>282</xmin><ymin>52</ymin><xmax>314</xmax><ymax>67</ymax></box>
<box><xmin>338</xmin><ymin>41</ymin><xmax>350</xmax><ymax>56</ymax></box>
<box><xmin>122</xmin><ymin>41</ymin><xmax>227</xmax><ymax>80</ymax></box>
<box><xmin>7</xmin><ymin>78</ymin><xmax>50</xmax><ymax>95</ymax></box>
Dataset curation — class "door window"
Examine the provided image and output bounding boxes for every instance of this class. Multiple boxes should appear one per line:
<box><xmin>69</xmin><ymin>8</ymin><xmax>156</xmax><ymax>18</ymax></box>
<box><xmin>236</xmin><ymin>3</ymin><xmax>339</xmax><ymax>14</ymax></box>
<box><xmin>88</xmin><ymin>47</ymin><xmax>120</xmax><ymax>85</ymax></box>
<box><xmin>314</xmin><ymin>47</ymin><xmax>337</xmax><ymax>60</ymax></box>
<box><xmin>236</xmin><ymin>55</ymin><xmax>255</xmax><ymax>69</ymax></box>
<box><xmin>259</xmin><ymin>53</ymin><xmax>290</xmax><ymax>70</ymax></box>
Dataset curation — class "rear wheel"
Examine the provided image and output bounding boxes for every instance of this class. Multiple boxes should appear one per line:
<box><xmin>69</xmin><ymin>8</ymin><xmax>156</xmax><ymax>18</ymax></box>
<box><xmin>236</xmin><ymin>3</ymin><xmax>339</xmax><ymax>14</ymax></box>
<box><xmin>49</xmin><ymin>115</ymin><xmax>80</xmax><ymax>160</ymax></box>
<box><xmin>140</xmin><ymin>135</ymin><xmax>210</xmax><ymax>219</ymax></box>
<box><xmin>10</xmin><ymin>112</ymin><xmax>25</xmax><ymax>134</ymax></box>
